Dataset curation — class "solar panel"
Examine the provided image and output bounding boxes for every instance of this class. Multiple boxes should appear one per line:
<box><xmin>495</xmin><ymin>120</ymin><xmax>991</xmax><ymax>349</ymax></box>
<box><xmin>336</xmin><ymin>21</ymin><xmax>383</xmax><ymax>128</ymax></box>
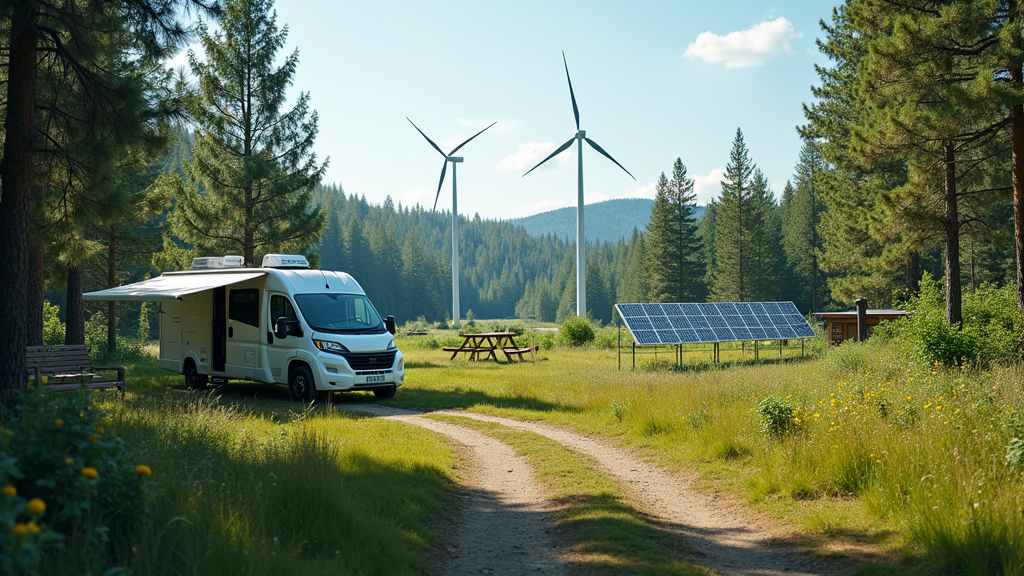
<box><xmin>616</xmin><ymin>301</ymin><xmax>816</xmax><ymax>345</ymax></box>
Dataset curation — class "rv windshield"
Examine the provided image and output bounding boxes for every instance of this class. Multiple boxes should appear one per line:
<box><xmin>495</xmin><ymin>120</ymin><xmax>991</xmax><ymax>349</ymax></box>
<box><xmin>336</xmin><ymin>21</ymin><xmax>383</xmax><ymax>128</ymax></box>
<box><xmin>293</xmin><ymin>294</ymin><xmax>386</xmax><ymax>334</ymax></box>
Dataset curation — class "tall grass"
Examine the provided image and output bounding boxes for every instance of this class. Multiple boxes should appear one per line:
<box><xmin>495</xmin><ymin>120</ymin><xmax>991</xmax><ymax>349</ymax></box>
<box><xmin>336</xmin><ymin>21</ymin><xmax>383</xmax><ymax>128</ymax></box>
<box><xmin>40</xmin><ymin>393</ymin><xmax>456</xmax><ymax>576</ymax></box>
<box><xmin>388</xmin><ymin>336</ymin><xmax>1024</xmax><ymax>572</ymax></box>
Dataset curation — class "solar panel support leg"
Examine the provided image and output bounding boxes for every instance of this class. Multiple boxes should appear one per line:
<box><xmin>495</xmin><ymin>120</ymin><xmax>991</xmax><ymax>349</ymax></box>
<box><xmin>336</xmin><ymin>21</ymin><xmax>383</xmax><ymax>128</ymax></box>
<box><xmin>755</xmin><ymin>341</ymin><xmax>759</xmax><ymax>362</ymax></box>
<box><xmin>617</xmin><ymin>323</ymin><xmax>621</xmax><ymax>371</ymax></box>
<box><xmin>632</xmin><ymin>342</ymin><xmax>636</xmax><ymax>370</ymax></box>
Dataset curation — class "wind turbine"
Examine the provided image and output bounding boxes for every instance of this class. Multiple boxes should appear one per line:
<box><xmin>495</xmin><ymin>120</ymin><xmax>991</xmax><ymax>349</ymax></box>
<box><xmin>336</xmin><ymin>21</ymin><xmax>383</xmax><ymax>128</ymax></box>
<box><xmin>407</xmin><ymin>117</ymin><xmax>495</xmax><ymax>329</ymax></box>
<box><xmin>524</xmin><ymin>52</ymin><xmax>635</xmax><ymax>319</ymax></box>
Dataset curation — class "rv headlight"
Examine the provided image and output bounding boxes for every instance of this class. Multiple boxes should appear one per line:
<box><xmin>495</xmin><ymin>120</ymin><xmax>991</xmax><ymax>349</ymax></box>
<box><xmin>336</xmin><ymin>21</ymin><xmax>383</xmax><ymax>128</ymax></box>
<box><xmin>387</xmin><ymin>339</ymin><xmax>397</xmax><ymax>351</ymax></box>
<box><xmin>313</xmin><ymin>340</ymin><xmax>349</xmax><ymax>354</ymax></box>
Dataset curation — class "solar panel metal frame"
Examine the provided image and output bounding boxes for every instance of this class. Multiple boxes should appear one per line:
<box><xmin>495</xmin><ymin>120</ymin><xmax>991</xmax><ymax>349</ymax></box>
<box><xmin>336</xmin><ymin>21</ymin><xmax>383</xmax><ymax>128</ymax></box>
<box><xmin>615</xmin><ymin>301</ymin><xmax>816</xmax><ymax>345</ymax></box>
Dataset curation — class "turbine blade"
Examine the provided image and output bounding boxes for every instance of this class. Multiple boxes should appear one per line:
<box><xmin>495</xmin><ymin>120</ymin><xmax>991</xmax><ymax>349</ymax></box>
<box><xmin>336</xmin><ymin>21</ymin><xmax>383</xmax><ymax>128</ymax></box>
<box><xmin>585</xmin><ymin>138</ymin><xmax>636</xmax><ymax>181</ymax></box>
<box><xmin>523</xmin><ymin>137</ymin><xmax>576</xmax><ymax>177</ymax></box>
<box><xmin>433</xmin><ymin>161</ymin><xmax>448</xmax><ymax>210</ymax></box>
<box><xmin>450</xmin><ymin>121</ymin><xmax>497</xmax><ymax>155</ymax></box>
<box><xmin>563</xmin><ymin>51</ymin><xmax>580</xmax><ymax>131</ymax></box>
<box><xmin>407</xmin><ymin>117</ymin><xmax>445</xmax><ymax>157</ymax></box>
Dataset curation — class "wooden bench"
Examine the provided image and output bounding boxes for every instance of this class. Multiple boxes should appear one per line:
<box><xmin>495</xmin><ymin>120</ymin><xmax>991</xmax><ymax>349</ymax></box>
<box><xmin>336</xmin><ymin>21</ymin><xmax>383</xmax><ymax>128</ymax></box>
<box><xmin>443</xmin><ymin>345</ymin><xmax>498</xmax><ymax>361</ymax></box>
<box><xmin>501</xmin><ymin>346</ymin><xmax>537</xmax><ymax>362</ymax></box>
<box><xmin>25</xmin><ymin>345</ymin><xmax>126</xmax><ymax>397</ymax></box>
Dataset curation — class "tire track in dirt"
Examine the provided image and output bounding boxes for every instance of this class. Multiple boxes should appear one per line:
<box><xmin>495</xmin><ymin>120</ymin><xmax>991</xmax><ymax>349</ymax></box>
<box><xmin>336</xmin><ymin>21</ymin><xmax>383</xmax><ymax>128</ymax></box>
<box><xmin>338</xmin><ymin>403</ymin><xmax>832</xmax><ymax>576</ymax></box>
<box><xmin>382</xmin><ymin>415</ymin><xmax>568</xmax><ymax>575</ymax></box>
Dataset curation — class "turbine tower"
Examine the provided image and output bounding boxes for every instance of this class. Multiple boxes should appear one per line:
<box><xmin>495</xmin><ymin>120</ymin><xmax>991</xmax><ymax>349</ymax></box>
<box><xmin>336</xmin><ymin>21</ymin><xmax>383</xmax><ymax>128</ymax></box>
<box><xmin>407</xmin><ymin>118</ymin><xmax>495</xmax><ymax>329</ymax></box>
<box><xmin>524</xmin><ymin>52</ymin><xmax>635</xmax><ymax>319</ymax></box>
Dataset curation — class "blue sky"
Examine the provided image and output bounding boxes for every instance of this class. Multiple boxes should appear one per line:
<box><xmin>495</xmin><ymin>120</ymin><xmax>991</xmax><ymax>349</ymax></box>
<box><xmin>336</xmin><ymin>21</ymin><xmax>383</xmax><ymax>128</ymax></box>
<box><xmin>171</xmin><ymin>1</ymin><xmax>836</xmax><ymax>220</ymax></box>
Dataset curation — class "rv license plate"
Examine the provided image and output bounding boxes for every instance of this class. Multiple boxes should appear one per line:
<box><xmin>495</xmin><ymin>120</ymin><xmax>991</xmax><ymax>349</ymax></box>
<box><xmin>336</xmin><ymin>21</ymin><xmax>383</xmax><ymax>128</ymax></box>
<box><xmin>364</xmin><ymin>375</ymin><xmax>386</xmax><ymax>383</ymax></box>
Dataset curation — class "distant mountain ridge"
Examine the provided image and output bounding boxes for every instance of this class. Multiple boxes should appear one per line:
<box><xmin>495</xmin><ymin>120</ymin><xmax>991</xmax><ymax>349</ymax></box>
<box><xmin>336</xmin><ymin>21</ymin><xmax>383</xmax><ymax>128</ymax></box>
<box><xmin>508</xmin><ymin>198</ymin><xmax>705</xmax><ymax>243</ymax></box>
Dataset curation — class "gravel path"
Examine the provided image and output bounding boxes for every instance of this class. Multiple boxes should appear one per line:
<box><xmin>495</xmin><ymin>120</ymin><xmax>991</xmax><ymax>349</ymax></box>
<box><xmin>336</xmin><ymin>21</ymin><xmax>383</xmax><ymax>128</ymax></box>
<box><xmin>338</xmin><ymin>403</ymin><xmax>831</xmax><ymax>576</ymax></box>
<box><xmin>385</xmin><ymin>415</ymin><xmax>568</xmax><ymax>575</ymax></box>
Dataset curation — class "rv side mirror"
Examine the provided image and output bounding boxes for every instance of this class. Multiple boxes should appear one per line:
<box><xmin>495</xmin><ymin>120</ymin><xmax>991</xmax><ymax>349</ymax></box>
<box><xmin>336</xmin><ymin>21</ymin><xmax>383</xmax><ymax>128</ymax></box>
<box><xmin>274</xmin><ymin>317</ymin><xmax>289</xmax><ymax>340</ymax></box>
<box><xmin>385</xmin><ymin>315</ymin><xmax>396</xmax><ymax>335</ymax></box>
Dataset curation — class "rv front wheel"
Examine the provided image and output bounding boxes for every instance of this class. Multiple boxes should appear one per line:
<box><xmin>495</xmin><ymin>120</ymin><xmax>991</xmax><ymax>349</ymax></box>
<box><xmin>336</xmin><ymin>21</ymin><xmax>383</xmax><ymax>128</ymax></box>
<box><xmin>184</xmin><ymin>360</ymin><xmax>208</xmax><ymax>390</ymax></box>
<box><xmin>289</xmin><ymin>365</ymin><xmax>318</xmax><ymax>402</ymax></box>
<box><xmin>372</xmin><ymin>385</ymin><xmax>396</xmax><ymax>399</ymax></box>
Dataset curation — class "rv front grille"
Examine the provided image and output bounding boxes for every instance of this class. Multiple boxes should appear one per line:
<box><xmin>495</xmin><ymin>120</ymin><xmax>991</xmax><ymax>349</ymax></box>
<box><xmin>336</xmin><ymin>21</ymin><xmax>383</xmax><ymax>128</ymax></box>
<box><xmin>343</xmin><ymin>351</ymin><xmax>396</xmax><ymax>371</ymax></box>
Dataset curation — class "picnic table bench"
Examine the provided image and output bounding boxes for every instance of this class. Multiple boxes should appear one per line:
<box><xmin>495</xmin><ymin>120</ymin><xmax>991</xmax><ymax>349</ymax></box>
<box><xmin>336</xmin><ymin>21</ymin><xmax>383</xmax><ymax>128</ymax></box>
<box><xmin>443</xmin><ymin>331</ymin><xmax>536</xmax><ymax>362</ymax></box>
<box><xmin>25</xmin><ymin>344</ymin><xmax>126</xmax><ymax>397</ymax></box>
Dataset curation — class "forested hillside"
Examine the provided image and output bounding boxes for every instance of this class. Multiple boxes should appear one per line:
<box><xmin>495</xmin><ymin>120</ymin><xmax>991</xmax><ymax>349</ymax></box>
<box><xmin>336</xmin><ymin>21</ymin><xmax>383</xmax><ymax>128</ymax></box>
<box><xmin>509</xmin><ymin>199</ymin><xmax>706</xmax><ymax>243</ymax></box>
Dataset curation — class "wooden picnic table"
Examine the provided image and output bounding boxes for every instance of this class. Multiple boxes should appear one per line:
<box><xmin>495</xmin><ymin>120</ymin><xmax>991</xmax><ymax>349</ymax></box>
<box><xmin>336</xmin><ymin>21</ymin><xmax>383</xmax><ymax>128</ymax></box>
<box><xmin>442</xmin><ymin>331</ymin><xmax>535</xmax><ymax>362</ymax></box>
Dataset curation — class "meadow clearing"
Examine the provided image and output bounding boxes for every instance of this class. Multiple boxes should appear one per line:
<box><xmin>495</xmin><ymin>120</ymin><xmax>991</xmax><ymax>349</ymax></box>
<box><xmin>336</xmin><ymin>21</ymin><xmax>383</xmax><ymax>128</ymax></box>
<box><xmin>6</xmin><ymin>323</ymin><xmax>1024</xmax><ymax>575</ymax></box>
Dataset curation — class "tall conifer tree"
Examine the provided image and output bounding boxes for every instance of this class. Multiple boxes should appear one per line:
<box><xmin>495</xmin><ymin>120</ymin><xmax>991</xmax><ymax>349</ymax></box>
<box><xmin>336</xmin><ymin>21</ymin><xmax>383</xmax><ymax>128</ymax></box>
<box><xmin>645</xmin><ymin>158</ymin><xmax>704</xmax><ymax>302</ymax></box>
<box><xmin>173</xmin><ymin>0</ymin><xmax>326</xmax><ymax>265</ymax></box>
<box><xmin>712</xmin><ymin>129</ymin><xmax>757</xmax><ymax>301</ymax></box>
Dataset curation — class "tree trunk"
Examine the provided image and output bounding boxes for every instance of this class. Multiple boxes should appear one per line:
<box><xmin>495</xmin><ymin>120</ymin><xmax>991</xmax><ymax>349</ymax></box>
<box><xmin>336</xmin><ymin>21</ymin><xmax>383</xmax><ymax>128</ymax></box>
<box><xmin>1012</xmin><ymin>65</ymin><xmax>1024</xmax><ymax>317</ymax></box>
<box><xmin>0</xmin><ymin>0</ymin><xmax>39</xmax><ymax>413</ymax></box>
<box><xmin>943</xmin><ymin>141</ymin><xmax>962</xmax><ymax>325</ymax></box>
<box><xmin>26</xmin><ymin>242</ymin><xmax>45</xmax><ymax>346</ymax></box>
<box><xmin>107</xmin><ymin>225</ymin><xmax>117</xmax><ymax>353</ymax></box>
<box><xmin>65</xmin><ymin>265</ymin><xmax>86</xmax><ymax>346</ymax></box>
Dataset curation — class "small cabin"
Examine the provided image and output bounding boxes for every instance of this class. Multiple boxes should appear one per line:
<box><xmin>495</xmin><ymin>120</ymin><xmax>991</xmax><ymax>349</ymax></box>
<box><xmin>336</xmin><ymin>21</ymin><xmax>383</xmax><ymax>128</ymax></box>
<box><xmin>814</xmin><ymin>309</ymin><xmax>910</xmax><ymax>345</ymax></box>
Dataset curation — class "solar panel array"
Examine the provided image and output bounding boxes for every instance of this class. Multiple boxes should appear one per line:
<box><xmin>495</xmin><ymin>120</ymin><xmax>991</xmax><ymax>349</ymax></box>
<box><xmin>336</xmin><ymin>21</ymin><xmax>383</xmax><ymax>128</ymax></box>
<box><xmin>615</xmin><ymin>302</ymin><xmax>816</xmax><ymax>345</ymax></box>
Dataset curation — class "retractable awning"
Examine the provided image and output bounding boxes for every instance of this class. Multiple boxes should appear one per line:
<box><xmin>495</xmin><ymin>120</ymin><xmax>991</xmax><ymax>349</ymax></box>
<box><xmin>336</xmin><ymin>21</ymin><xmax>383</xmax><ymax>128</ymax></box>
<box><xmin>83</xmin><ymin>271</ymin><xmax>266</xmax><ymax>302</ymax></box>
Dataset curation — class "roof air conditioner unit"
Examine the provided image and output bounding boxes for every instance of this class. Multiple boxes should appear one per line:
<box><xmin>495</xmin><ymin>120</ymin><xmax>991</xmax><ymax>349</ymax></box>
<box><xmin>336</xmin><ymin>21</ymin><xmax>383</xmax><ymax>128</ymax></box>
<box><xmin>262</xmin><ymin>254</ymin><xmax>309</xmax><ymax>269</ymax></box>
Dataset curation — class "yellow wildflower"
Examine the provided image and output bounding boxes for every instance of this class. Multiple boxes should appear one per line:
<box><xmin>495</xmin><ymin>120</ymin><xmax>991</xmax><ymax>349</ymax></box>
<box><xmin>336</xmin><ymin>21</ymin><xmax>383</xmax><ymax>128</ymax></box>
<box><xmin>936</xmin><ymin>405</ymin><xmax>943</xmax><ymax>411</ymax></box>
<box><xmin>27</xmin><ymin>498</ymin><xmax>45</xmax><ymax>515</ymax></box>
<box><xmin>26</xmin><ymin>521</ymin><xmax>39</xmax><ymax>535</ymax></box>
<box><xmin>81</xmin><ymin>467</ymin><xmax>98</xmax><ymax>479</ymax></box>
<box><xmin>3</xmin><ymin>485</ymin><xmax>15</xmax><ymax>497</ymax></box>
<box><xmin>135</xmin><ymin>465</ymin><xmax>152</xmax><ymax>477</ymax></box>
<box><xmin>11</xmin><ymin>523</ymin><xmax>28</xmax><ymax>536</ymax></box>
<box><xmin>65</xmin><ymin>458</ymin><xmax>73</xmax><ymax>466</ymax></box>
<box><xmin>95</xmin><ymin>427</ymin><xmax>104</xmax><ymax>436</ymax></box>
<box><xmin>54</xmin><ymin>419</ymin><xmax>63</xmax><ymax>427</ymax></box>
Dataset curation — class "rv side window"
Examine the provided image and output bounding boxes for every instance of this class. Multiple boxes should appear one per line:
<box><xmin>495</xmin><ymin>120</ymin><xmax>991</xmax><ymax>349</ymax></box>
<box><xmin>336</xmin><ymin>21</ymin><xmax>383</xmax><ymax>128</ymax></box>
<box><xmin>229</xmin><ymin>289</ymin><xmax>260</xmax><ymax>327</ymax></box>
<box><xmin>270</xmin><ymin>295</ymin><xmax>300</xmax><ymax>335</ymax></box>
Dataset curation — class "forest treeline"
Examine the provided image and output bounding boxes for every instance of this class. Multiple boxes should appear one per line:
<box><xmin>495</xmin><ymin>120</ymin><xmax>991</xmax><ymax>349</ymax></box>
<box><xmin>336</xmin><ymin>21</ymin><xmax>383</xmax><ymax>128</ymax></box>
<box><xmin>4</xmin><ymin>0</ymin><xmax>1024</xmax><ymax>406</ymax></box>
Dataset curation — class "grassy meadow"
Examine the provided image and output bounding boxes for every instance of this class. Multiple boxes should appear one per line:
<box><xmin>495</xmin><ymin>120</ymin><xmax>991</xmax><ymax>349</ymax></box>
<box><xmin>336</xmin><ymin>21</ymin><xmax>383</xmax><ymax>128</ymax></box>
<box><xmin>12</xmin><ymin>322</ymin><xmax>1024</xmax><ymax>575</ymax></box>
<box><xmin>383</xmin><ymin>326</ymin><xmax>1024</xmax><ymax>574</ymax></box>
<box><xmin>28</xmin><ymin>376</ymin><xmax>458</xmax><ymax>576</ymax></box>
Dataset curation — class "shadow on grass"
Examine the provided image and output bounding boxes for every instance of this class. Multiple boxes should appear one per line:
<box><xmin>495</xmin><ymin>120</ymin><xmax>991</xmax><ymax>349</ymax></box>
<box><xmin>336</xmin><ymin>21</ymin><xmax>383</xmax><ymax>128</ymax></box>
<box><xmin>50</xmin><ymin>397</ymin><xmax>457</xmax><ymax>576</ymax></box>
<box><xmin>383</xmin><ymin>386</ymin><xmax>577</xmax><ymax>414</ymax></box>
<box><xmin>550</xmin><ymin>493</ymin><xmax>708</xmax><ymax>575</ymax></box>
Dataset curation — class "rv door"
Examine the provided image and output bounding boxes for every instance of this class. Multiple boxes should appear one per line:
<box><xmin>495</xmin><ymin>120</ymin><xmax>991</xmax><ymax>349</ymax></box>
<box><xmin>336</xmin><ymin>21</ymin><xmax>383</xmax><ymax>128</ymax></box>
<box><xmin>266</xmin><ymin>292</ymin><xmax>299</xmax><ymax>383</ymax></box>
<box><xmin>226</xmin><ymin>288</ymin><xmax>261</xmax><ymax>375</ymax></box>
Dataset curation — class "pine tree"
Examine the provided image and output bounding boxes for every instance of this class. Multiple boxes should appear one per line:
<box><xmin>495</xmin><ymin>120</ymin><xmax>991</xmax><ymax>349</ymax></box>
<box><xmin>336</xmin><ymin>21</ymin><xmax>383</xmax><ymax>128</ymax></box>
<box><xmin>173</xmin><ymin>0</ymin><xmax>326</xmax><ymax>265</ymax></box>
<box><xmin>745</xmin><ymin>169</ymin><xmax>784</xmax><ymax>301</ymax></box>
<box><xmin>711</xmin><ymin>129</ymin><xmax>757</xmax><ymax>302</ymax></box>
<box><xmin>645</xmin><ymin>158</ymin><xmax>704</xmax><ymax>303</ymax></box>
<box><xmin>782</xmin><ymin>141</ymin><xmax>828</xmax><ymax>312</ymax></box>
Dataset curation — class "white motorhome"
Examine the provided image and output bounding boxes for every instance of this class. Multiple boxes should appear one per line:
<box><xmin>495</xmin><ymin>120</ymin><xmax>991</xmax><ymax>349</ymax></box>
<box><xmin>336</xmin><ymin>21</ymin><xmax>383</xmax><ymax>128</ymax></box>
<box><xmin>83</xmin><ymin>254</ymin><xmax>404</xmax><ymax>401</ymax></box>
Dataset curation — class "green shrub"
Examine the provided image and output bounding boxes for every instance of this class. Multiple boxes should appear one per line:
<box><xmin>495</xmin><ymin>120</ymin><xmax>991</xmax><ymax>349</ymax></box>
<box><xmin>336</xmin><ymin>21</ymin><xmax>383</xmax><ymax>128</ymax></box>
<box><xmin>559</xmin><ymin>316</ymin><xmax>595</xmax><ymax>346</ymax></box>
<box><xmin>881</xmin><ymin>276</ymin><xmax>1023</xmax><ymax>367</ymax></box>
<box><xmin>1</xmin><ymin>392</ymin><xmax>151</xmax><ymax>573</ymax></box>
<box><xmin>85</xmin><ymin>313</ymin><xmax>144</xmax><ymax>366</ymax></box>
<box><xmin>488</xmin><ymin>320</ymin><xmax>526</xmax><ymax>336</ymax></box>
<box><xmin>757</xmin><ymin>396</ymin><xmax>799</xmax><ymax>440</ymax></box>
<box><xmin>42</xmin><ymin>302</ymin><xmax>64</xmax><ymax>346</ymax></box>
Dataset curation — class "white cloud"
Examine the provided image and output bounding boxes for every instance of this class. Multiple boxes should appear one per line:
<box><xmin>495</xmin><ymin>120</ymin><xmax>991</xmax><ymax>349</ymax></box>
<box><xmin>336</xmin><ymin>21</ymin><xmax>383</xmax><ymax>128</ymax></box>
<box><xmin>692</xmin><ymin>168</ymin><xmax>726</xmax><ymax>205</ymax></box>
<box><xmin>683</xmin><ymin>17</ymin><xmax>800</xmax><ymax>68</ymax></box>
<box><xmin>398</xmin><ymin>186</ymin><xmax>436</xmax><ymax>210</ymax></box>
<box><xmin>496</xmin><ymin>141</ymin><xmax>574</xmax><ymax>173</ymax></box>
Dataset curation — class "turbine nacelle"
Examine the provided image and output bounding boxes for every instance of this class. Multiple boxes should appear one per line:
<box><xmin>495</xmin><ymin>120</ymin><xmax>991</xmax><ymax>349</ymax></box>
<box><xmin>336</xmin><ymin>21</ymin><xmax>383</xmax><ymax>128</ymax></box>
<box><xmin>447</xmin><ymin>156</ymin><xmax>463</xmax><ymax>163</ymax></box>
<box><xmin>576</xmin><ymin>130</ymin><xmax>586</xmax><ymax>139</ymax></box>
